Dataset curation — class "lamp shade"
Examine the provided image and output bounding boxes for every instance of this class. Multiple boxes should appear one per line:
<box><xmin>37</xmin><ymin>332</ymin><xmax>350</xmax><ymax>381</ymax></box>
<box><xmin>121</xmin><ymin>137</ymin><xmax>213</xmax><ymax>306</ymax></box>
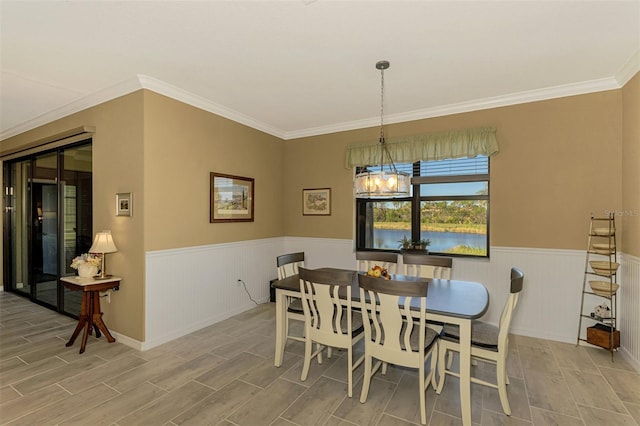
<box><xmin>89</xmin><ymin>230</ymin><xmax>118</xmax><ymax>254</ymax></box>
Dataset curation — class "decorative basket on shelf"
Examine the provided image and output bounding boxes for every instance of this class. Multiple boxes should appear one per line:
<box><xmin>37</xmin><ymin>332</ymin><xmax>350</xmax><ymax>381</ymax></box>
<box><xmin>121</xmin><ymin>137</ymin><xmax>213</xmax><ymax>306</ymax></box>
<box><xmin>589</xmin><ymin>261</ymin><xmax>620</xmax><ymax>275</ymax></box>
<box><xmin>589</xmin><ymin>280</ymin><xmax>619</xmax><ymax>297</ymax></box>
<box><xmin>592</xmin><ymin>227</ymin><xmax>615</xmax><ymax>236</ymax></box>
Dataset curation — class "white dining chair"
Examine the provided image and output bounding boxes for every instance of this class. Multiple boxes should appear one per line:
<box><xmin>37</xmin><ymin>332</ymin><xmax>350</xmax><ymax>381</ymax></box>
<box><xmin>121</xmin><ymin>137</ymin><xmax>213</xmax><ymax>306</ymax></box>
<box><xmin>298</xmin><ymin>267</ymin><xmax>364</xmax><ymax>397</ymax></box>
<box><xmin>356</xmin><ymin>251</ymin><xmax>399</xmax><ymax>274</ymax></box>
<box><xmin>276</xmin><ymin>252</ymin><xmax>306</xmax><ymax>345</ymax></box>
<box><xmin>435</xmin><ymin>267</ymin><xmax>525</xmax><ymax>416</ymax></box>
<box><xmin>402</xmin><ymin>253</ymin><xmax>453</xmax><ymax>279</ymax></box>
<box><xmin>358</xmin><ymin>273</ymin><xmax>438</xmax><ymax>425</ymax></box>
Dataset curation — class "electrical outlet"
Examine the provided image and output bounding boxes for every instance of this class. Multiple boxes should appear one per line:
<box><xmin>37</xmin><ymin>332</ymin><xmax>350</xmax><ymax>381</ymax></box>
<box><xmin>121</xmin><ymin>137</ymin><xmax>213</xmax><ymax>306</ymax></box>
<box><xmin>100</xmin><ymin>291</ymin><xmax>111</xmax><ymax>303</ymax></box>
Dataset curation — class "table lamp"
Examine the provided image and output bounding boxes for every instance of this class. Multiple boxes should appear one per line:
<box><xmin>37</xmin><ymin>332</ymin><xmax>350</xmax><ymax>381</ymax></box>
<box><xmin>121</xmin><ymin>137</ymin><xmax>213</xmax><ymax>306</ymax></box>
<box><xmin>89</xmin><ymin>230</ymin><xmax>118</xmax><ymax>279</ymax></box>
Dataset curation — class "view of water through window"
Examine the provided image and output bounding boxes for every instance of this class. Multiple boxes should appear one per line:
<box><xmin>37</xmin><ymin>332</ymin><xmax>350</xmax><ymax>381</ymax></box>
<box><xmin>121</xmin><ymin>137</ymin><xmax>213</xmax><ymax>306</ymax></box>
<box><xmin>373</xmin><ymin>228</ymin><xmax>486</xmax><ymax>252</ymax></box>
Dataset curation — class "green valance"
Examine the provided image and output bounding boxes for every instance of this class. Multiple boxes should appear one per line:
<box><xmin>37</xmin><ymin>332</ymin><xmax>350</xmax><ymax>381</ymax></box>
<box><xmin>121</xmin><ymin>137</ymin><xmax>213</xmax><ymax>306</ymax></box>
<box><xmin>345</xmin><ymin>126</ymin><xmax>499</xmax><ymax>169</ymax></box>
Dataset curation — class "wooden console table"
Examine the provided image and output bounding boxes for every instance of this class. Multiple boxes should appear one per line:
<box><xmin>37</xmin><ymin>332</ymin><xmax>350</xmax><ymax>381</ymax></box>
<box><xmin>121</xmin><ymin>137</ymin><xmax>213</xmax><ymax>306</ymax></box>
<box><xmin>61</xmin><ymin>276</ymin><xmax>121</xmax><ymax>354</ymax></box>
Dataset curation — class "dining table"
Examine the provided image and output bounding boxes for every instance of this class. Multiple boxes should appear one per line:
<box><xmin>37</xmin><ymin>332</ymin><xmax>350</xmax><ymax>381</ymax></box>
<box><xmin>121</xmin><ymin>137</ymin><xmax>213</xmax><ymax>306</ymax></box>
<box><xmin>271</xmin><ymin>268</ymin><xmax>489</xmax><ymax>426</ymax></box>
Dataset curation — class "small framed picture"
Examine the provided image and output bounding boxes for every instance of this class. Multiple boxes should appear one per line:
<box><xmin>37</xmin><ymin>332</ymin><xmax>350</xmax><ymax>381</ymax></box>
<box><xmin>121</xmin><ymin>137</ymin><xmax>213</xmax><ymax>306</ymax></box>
<box><xmin>303</xmin><ymin>188</ymin><xmax>331</xmax><ymax>216</ymax></box>
<box><xmin>210</xmin><ymin>172</ymin><xmax>255</xmax><ymax>223</ymax></box>
<box><xmin>116</xmin><ymin>193</ymin><xmax>132</xmax><ymax>217</ymax></box>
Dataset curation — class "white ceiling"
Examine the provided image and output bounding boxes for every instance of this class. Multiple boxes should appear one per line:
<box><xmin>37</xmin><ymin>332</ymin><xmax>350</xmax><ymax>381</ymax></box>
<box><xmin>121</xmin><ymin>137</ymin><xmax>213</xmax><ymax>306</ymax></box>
<box><xmin>1</xmin><ymin>1</ymin><xmax>639</xmax><ymax>141</ymax></box>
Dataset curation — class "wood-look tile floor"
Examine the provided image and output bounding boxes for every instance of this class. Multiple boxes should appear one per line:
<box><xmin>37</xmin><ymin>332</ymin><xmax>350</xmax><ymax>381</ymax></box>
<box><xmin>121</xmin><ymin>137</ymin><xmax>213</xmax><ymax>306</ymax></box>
<box><xmin>1</xmin><ymin>291</ymin><xmax>639</xmax><ymax>426</ymax></box>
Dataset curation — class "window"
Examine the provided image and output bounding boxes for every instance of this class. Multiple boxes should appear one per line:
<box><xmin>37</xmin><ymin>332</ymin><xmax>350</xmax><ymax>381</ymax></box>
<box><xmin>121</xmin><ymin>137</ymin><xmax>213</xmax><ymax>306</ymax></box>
<box><xmin>356</xmin><ymin>156</ymin><xmax>489</xmax><ymax>257</ymax></box>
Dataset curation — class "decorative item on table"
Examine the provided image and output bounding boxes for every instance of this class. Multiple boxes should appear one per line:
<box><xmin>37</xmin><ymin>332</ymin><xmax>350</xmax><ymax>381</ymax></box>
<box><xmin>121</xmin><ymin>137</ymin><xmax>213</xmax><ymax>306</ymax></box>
<box><xmin>70</xmin><ymin>253</ymin><xmax>101</xmax><ymax>278</ymax></box>
<box><xmin>366</xmin><ymin>265</ymin><xmax>391</xmax><ymax>280</ymax></box>
<box><xmin>89</xmin><ymin>230</ymin><xmax>118</xmax><ymax>279</ymax></box>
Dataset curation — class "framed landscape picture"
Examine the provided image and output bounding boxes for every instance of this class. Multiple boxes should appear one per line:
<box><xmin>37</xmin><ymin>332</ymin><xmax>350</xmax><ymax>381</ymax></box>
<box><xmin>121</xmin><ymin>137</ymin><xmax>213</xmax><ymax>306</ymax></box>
<box><xmin>302</xmin><ymin>188</ymin><xmax>331</xmax><ymax>216</ymax></box>
<box><xmin>210</xmin><ymin>172</ymin><xmax>254</xmax><ymax>223</ymax></box>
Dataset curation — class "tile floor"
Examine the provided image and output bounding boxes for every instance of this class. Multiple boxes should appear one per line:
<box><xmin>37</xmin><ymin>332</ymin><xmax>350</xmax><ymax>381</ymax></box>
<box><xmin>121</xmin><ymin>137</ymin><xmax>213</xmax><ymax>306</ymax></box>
<box><xmin>1</xmin><ymin>291</ymin><xmax>639</xmax><ymax>425</ymax></box>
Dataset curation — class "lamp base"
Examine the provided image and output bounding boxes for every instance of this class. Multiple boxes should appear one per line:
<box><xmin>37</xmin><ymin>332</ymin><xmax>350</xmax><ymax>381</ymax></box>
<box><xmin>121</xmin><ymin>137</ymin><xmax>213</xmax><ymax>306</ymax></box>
<box><xmin>93</xmin><ymin>274</ymin><xmax>113</xmax><ymax>280</ymax></box>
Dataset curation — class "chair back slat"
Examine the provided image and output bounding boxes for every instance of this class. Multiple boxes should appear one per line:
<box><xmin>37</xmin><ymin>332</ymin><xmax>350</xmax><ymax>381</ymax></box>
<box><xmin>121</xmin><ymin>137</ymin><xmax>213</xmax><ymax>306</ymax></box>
<box><xmin>356</xmin><ymin>251</ymin><xmax>399</xmax><ymax>275</ymax></box>
<box><xmin>277</xmin><ymin>252</ymin><xmax>305</xmax><ymax>279</ymax></box>
<box><xmin>402</xmin><ymin>253</ymin><xmax>453</xmax><ymax>279</ymax></box>
<box><xmin>299</xmin><ymin>267</ymin><xmax>356</xmax><ymax>337</ymax></box>
<box><xmin>359</xmin><ymin>274</ymin><xmax>428</xmax><ymax>357</ymax></box>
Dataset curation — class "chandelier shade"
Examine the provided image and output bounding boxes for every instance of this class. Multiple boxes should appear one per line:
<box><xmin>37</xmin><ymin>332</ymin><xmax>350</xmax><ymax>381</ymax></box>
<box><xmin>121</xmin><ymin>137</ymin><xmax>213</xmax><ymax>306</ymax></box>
<box><xmin>354</xmin><ymin>169</ymin><xmax>411</xmax><ymax>198</ymax></box>
<box><xmin>355</xmin><ymin>60</ymin><xmax>411</xmax><ymax>199</ymax></box>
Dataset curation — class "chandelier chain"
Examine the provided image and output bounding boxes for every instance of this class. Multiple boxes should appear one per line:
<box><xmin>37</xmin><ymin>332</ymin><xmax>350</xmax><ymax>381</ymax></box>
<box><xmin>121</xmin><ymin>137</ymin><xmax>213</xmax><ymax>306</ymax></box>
<box><xmin>380</xmin><ymin>67</ymin><xmax>385</xmax><ymax>142</ymax></box>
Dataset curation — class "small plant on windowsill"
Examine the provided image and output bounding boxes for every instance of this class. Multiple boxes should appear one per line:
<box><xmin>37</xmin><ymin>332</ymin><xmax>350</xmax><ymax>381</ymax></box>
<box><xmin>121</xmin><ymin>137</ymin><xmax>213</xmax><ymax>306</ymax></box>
<box><xmin>416</xmin><ymin>238</ymin><xmax>431</xmax><ymax>251</ymax></box>
<box><xmin>398</xmin><ymin>235</ymin><xmax>412</xmax><ymax>251</ymax></box>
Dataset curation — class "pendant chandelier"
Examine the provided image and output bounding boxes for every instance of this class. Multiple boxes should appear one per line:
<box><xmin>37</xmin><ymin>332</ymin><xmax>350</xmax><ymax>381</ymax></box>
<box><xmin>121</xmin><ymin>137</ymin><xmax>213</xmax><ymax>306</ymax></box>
<box><xmin>354</xmin><ymin>60</ymin><xmax>411</xmax><ymax>198</ymax></box>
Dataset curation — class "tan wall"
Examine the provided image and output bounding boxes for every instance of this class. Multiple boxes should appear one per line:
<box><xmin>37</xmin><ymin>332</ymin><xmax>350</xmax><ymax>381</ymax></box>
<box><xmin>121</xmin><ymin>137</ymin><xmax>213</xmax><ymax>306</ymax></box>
<box><xmin>621</xmin><ymin>72</ymin><xmax>640</xmax><ymax>257</ymax></box>
<box><xmin>141</xmin><ymin>91</ymin><xmax>285</xmax><ymax>251</ymax></box>
<box><xmin>285</xmin><ymin>90</ymin><xmax>623</xmax><ymax>250</ymax></box>
<box><xmin>1</xmin><ymin>92</ymin><xmax>146</xmax><ymax>341</ymax></box>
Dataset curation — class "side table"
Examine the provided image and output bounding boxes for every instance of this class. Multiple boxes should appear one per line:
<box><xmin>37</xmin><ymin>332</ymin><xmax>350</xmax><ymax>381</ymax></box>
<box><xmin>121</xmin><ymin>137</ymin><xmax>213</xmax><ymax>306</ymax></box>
<box><xmin>61</xmin><ymin>276</ymin><xmax>122</xmax><ymax>354</ymax></box>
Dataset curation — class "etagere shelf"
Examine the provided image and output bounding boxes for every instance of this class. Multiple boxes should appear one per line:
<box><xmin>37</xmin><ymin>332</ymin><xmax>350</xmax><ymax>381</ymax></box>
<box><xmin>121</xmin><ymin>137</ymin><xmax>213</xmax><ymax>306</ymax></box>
<box><xmin>576</xmin><ymin>214</ymin><xmax>619</xmax><ymax>360</ymax></box>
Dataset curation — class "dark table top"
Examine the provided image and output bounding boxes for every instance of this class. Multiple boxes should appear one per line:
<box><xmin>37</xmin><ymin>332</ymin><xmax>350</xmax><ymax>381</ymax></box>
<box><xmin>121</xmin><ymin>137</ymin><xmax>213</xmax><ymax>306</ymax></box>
<box><xmin>272</xmin><ymin>269</ymin><xmax>489</xmax><ymax>320</ymax></box>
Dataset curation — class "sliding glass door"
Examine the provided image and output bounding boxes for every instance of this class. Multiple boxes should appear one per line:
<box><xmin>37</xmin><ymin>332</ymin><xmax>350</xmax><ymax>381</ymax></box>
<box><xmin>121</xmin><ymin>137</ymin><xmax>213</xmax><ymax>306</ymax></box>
<box><xmin>3</xmin><ymin>141</ymin><xmax>92</xmax><ymax>315</ymax></box>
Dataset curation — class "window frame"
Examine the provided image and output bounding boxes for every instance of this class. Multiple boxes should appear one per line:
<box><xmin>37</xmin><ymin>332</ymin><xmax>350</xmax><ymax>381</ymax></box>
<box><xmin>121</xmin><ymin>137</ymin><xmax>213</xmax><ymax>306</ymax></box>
<box><xmin>355</xmin><ymin>157</ymin><xmax>490</xmax><ymax>258</ymax></box>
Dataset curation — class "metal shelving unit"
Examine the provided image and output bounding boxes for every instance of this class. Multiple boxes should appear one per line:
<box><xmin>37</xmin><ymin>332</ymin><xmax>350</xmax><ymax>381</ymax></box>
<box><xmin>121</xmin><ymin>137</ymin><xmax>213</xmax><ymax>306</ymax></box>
<box><xmin>576</xmin><ymin>214</ymin><xmax>619</xmax><ymax>360</ymax></box>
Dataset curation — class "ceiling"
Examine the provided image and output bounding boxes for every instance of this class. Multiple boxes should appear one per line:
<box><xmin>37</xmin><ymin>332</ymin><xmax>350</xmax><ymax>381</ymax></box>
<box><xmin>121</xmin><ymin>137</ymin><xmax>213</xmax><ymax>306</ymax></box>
<box><xmin>1</xmin><ymin>1</ymin><xmax>639</xmax><ymax>141</ymax></box>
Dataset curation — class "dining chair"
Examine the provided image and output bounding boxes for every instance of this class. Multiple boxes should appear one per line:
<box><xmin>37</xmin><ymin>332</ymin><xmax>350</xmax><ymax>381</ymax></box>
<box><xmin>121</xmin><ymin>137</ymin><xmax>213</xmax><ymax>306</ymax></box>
<box><xmin>402</xmin><ymin>253</ymin><xmax>454</xmax><ymax>333</ymax></box>
<box><xmin>356</xmin><ymin>251</ymin><xmax>399</xmax><ymax>274</ymax></box>
<box><xmin>298</xmin><ymin>267</ymin><xmax>365</xmax><ymax>397</ymax></box>
<box><xmin>402</xmin><ymin>253</ymin><xmax>453</xmax><ymax>279</ymax></box>
<box><xmin>276</xmin><ymin>252</ymin><xmax>306</xmax><ymax>345</ymax></box>
<box><xmin>435</xmin><ymin>267</ymin><xmax>525</xmax><ymax>416</ymax></box>
<box><xmin>358</xmin><ymin>274</ymin><xmax>438</xmax><ymax>425</ymax></box>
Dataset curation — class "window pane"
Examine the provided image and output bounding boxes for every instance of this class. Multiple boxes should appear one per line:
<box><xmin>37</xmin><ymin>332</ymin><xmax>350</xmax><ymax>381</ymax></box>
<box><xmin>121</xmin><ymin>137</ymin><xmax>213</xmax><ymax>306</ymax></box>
<box><xmin>360</xmin><ymin>201</ymin><xmax>412</xmax><ymax>250</ymax></box>
<box><xmin>420</xmin><ymin>181</ymin><xmax>488</xmax><ymax>197</ymax></box>
<box><xmin>420</xmin><ymin>200</ymin><xmax>487</xmax><ymax>256</ymax></box>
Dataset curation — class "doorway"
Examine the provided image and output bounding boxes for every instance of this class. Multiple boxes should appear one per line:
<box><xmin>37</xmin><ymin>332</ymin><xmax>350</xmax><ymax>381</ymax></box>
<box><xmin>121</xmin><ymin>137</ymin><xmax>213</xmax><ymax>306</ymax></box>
<box><xmin>3</xmin><ymin>141</ymin><xmax>92</xmax><ymax>316</ymax></box>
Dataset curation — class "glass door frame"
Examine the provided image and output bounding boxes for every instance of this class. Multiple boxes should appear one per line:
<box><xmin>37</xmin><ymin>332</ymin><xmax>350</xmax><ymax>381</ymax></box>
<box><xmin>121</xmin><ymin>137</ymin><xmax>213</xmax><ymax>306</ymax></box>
<box><xmin>2</xmin><ymin>140</ymin><xmax>92</xmax><ymax>316</ymax></box>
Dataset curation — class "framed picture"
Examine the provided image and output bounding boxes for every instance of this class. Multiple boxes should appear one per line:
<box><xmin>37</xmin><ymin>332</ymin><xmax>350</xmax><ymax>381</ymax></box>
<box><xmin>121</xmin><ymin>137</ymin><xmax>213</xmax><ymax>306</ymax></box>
<box><xmin>303</xmin><ymin>188</ymin><xmax>331</xmax><ymax>216</ymax></box>
<box><xmin>210</xmin><ymin>172</ymin><xmax>254</xmax><ymax>223</ymax></box>
<box><xmin>116</xmin><ymin>193</ymin><xmax>132</xmax><ymax>217</ymax></box>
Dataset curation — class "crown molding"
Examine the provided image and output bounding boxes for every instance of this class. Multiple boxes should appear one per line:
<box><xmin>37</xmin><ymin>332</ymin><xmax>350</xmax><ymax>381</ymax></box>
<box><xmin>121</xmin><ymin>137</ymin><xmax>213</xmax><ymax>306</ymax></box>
<box><xmin>136</xmin><ymin>75</ymin><xmax>285</xmax><ymax>139</ymax></box>
<box><xmin>2</xmin><ymin>71</ymin><xmax>632</xmax><ymax>142</ymax></box>
<box><xmin>0</xmin><ymin>77</ymin><xmax>143</xmax><ymax>141</ymax></box>
<box><xmin>615</xmin><ymin>49</ymin><xmax>640</xmax><ymax>86</ymax></box>
<box><xmin>283</xmin><ymin>77</ymin><xmax>621</xmax><ymax>140</ymax></box>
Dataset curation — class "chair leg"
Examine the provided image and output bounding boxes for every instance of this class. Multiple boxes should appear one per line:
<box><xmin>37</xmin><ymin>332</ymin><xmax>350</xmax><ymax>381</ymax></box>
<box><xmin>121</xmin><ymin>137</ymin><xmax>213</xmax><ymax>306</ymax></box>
<box><xmin>381</xmin><ymin>361</ymin><xmax>388</xmax><ymax>375</ymax></box>
<box><xmin>497</xmin><ymin>360</ymin><xmax>512</xmax><ymax>415</ymax></box>
<box><xmin>301</xmin><ymin>338</ymin><xmax>313</xmax><ymax>382</ymax></box>
<box><xmin>435</xmin><ymin>343</ymin><xmax>447</xmax><ymax>394</ymax></box>
<box><xmin>347</xmin><ymin>346</ymin><xmax>353</xmax><ymax>398</ymax></box>
<box><xmin>317</xmin><ymin>343</ymin><xmax>323</xmax><ymax>364</ymax></box>
<box><xmin>360</xmin><ymin>353</ymin><xmax>372</xmax><ymax>403</ymax></box>
<box><xmin>430</xmin><ymin>345</ymin><xmax>439</xmax><ymax>390</ymax></box>
<box><xmin>418</xmin><ymin>361</ymin><xmax>427</xmax><ymax>425</ymax></box>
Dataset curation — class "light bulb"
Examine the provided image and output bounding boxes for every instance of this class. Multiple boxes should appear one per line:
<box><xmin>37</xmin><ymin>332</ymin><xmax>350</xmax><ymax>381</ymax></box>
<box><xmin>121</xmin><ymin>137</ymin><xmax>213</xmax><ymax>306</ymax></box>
<box><xmin>386</xmin><ymin>175</ymin><xmax>397</xmax><ymax>188</ymax></box>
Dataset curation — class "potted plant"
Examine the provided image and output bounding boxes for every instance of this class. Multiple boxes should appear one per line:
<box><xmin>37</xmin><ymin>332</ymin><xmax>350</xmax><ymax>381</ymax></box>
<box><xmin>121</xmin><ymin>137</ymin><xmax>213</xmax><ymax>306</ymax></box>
<box><xmin>70</xmin><ymin>253</ymin><xmax>102</xmax><ymax>278</ymax></box>
<box><xmin>398</xmin><ymin>235</ymin><xmax>412</xmax><ymax>251</ymax></box>
<box><xmin>417</xmin><ymin>238</ymin><xmax>431</xmax><ymax>251</ymax></box>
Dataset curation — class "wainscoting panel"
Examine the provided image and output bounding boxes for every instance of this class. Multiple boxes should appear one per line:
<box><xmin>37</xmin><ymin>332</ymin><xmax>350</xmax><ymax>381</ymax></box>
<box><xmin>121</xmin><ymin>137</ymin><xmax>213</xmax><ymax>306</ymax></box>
<box><xmin>143</xmin><ymin>237</ymin><xmax>638</xmax><ymax>369</ymax></box>
<box><xmin>619</xmin><ymin>253</ymin><xmax>640</xmax><ymax>371</ymax></box>
<box><xmin>144</xmin><ymin>238</ymin><xmax>284</xmax><ymax>349</ymax></box>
